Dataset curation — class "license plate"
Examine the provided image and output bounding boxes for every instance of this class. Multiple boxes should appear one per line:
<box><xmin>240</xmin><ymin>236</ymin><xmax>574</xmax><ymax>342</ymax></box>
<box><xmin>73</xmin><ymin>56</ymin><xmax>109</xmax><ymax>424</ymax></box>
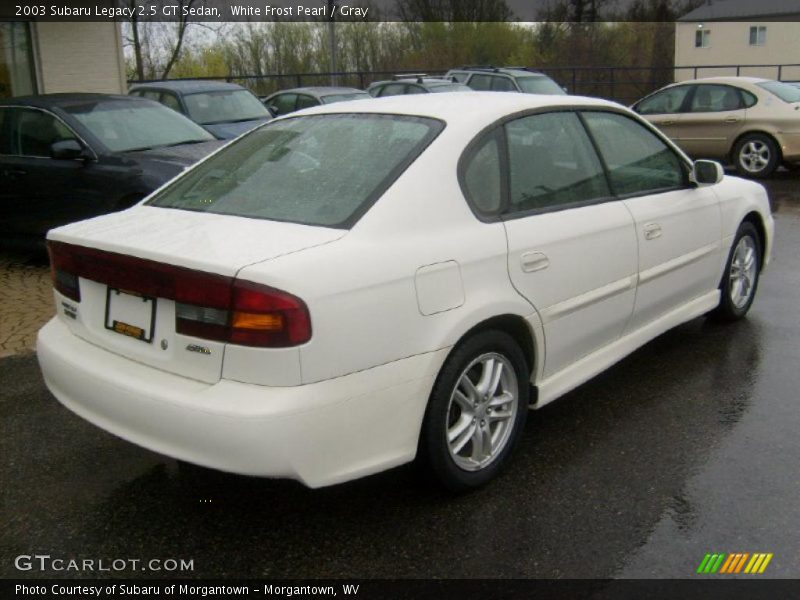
<box><xmin>104</xmin><ymin>288</ymin><xmax>156</xmax><ymax>343</ymax></box>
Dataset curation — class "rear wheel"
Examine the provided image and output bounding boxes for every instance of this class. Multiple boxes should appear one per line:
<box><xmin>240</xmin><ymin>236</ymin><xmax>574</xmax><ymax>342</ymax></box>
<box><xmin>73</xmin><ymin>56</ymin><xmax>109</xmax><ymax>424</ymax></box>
<box><xmin>733</xmin><ymin>134</ymin><xmax>779</xmax><ymax>178</ymax></box>
<box><xmin>710</xmin><ymin>221</ymin><xmax>761</xmax><ymax>321</ymax></box>
<box><xmin>419</xmin><ymin>330</ymin><xmax>529</xmax><ymax>491</ymax></box>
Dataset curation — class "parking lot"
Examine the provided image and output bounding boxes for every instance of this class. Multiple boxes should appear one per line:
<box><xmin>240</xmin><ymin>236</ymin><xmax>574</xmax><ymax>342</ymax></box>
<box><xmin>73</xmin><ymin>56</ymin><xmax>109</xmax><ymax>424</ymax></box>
<box><xmin>1</xmin><ymin>173</ymin><xmax>799</xmax><ymax>579</ymax></box>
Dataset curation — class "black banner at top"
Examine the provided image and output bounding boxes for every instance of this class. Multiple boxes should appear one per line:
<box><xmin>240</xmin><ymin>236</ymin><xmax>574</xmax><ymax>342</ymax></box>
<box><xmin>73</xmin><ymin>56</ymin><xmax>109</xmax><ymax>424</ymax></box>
<box><xmin>7</xmin><ymin>0</ymin><xmax>800</xmax><ymax>22</ymax></box>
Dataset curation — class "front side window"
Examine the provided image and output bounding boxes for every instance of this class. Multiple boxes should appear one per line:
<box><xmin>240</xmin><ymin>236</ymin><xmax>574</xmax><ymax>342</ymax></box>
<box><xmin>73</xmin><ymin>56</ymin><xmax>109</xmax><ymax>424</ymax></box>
<box><xmin>689</xmin><ymin>84</ymin><xmax>743</xmax><ymax>112</ymax></box>
<box><xmin>12</xmin><ymin>108</ymin><xmax>77</xmax><ymax>157</ymax></box>
<box><xmin>269</xmin><ymin>93</ymin><xmax>297</xmax><ymax>116</ymax></box>
<box><xmin>148</xmin><ymin>114</ymin><xmax>443</xmax><ymax>228</ymax></box>
<box><xmin>749</xmin><ymin>26</ymin><xmax>767</xmax><ymax>46</ymax></box>
<box><xmin>582</xmin><ymin>111</ymin><xmax>686</xmax><ymax>196</ymax></box>
<box><xmin>468</xmin><ymin>75</ymin><xmax>493</xmax><ymax>91</ymax></box>
<box><xmin>295</xmin><ymin>95</ymin><xmax>319</xmax><ymax>111</ymax></box>
<box><xmin>506</xmin><ymin>112</ymin><xmax>610</xmax><ymax>213</ymax></box>
<box><xmin>183</xmin><ymin>90</ymin><xmax>270</xmax><ymax>124</ymax></box>
<box><xmin>695</xmin><ymin>29</ymin><xmax>710</xmax><ymax>48</ymax></box>
<box><xmin>63</xmin><ymin>100</ymin><xmax>213</xmax><ymax>153</ymax></box>
<box><xmin>636</xmin><ymin>86</ymin><xmax>691</xmax><ymax>115</ymax></box>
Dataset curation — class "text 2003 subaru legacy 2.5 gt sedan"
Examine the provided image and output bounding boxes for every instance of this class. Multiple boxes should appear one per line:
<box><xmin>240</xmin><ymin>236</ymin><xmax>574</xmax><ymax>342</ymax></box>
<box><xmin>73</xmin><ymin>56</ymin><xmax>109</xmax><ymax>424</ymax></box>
<box><xmin>38</xmin><ymin>93</ymin><xmax>773</xmax><ymax>491</ymax></box>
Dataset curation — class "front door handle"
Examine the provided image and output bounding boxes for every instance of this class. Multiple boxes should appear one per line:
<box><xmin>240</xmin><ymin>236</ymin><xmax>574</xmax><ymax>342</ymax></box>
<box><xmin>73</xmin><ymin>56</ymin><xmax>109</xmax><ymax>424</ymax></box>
<box><xmin>521</xmin><ymin>251</ymin><xmax>549</xmax><ymax>273</ymax></box>
<box><xmin>654</xmin><ymin>119</ymin><xmax>675</xmax><ymax>126</ymax></box>
<box><xmin>724</xmin><ymin>117</ymin><xmax>740</xmax><ymax>124</ymax></box>
<box><xmin>643</xmin><ymin>223</ymin><xmax>662</xmax><ymax>240</ymax></box>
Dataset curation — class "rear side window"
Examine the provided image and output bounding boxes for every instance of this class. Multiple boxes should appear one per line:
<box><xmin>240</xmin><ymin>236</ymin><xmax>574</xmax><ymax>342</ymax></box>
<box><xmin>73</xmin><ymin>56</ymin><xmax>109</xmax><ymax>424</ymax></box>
<box><xmin>461</xmin><ymin>130</ymin><xmax>502</xmax><ymax>216</ymax></box>
<box><xmin>377</xmin><ymin>83</ymin><xmax>407</xmax><ymax>97</ymax></box>
<box><xmin>160</xmin><ymin>92</ymin><xmax>182</xmax><ymax>113</ymax></box>
<box><xmin>268</xmin><ymin>93</ymin><xmax>297</xmax><ymax>116</ymax></box>
<box><xmin>295</xmin><ymin>95</ymin><xmax>318</xmax><ymax>110</ymax></box>
<box><xmin>492</xmin><ymin>77</ymin><xmax>516</xmax><ymax>92</ymax></box>
<box><xmin>582</xmin><ymin>111</ymin><xmax>686</xmax><ymax>196</ymax></box>
<box><xmin>148</xmin><ymin>114</ymin><xmax>443</xmax><ymax>228</ymax></box>
<box><xmin>689</xmin><ymin>84</ymin><xmax>743</xmax><ymax>112</ymax></box>
<box><xmin>506</xmin><ymin>111</ymin><xmax>610</xmax><ymax>212</ymax></box>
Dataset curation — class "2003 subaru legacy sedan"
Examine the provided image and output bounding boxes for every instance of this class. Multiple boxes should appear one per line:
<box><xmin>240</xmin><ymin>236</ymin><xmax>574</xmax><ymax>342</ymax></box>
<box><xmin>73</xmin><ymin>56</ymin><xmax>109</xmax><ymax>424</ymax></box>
<box><xmin>37</xmin><ymin>93</ymin><xmax>774</xmax><ymax>491</ymax></box>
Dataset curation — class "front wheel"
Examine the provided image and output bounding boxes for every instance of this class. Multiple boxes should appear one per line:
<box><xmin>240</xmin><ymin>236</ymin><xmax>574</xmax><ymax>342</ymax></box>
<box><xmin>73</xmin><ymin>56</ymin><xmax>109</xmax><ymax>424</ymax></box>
<box><xmin>710</xmin><ymin>221</ymin><xmax>761</xmax><ymax>322</ymax></box>
<box><xmin>419</xmin><ymin>330</ymin><xmax>529</xmax><ymax>491</ymax></box>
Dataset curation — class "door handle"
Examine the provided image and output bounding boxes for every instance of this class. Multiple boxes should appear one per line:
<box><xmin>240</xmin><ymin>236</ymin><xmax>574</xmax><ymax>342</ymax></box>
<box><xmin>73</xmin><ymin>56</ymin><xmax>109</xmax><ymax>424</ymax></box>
<box><xmin>724</xmin><ymin>117</ymin><xmax>740</xmax><ymax>123</ymax></box>
<box><xmin>521</xmin><ymin>252</ymin><xmax>549</xmax><ymax>273</ymax></box>
<box><xmin>4</xmin><ymin>168</ymin><xmax>27</xmax><ymax>177</ymax></box>
<box><xmin>654</xmin><ymin>120</ymin><xmax>675</xmax><ymax>126</ymax></box>
<box><xmin>643</xmin><ymin>223</ymin><xmax>662</xmax><ymax>240</ymax></box>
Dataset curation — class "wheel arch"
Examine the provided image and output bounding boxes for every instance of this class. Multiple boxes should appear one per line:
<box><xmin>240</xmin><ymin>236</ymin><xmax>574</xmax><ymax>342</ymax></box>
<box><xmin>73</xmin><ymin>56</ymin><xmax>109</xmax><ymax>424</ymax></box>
<box><xmin>447</xmin><ymin>313</ymin><xmax>538</xmax><ymax>382</ymax></box>
<box><xmin>741</xmin><ymin>210</ymin><xmax>768</xmax><ymax>269</ymax></box>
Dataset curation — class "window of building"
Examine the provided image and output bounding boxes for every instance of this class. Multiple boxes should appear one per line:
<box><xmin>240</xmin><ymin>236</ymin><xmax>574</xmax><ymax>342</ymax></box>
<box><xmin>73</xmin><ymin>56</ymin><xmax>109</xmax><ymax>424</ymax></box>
<box><xmin>0</xmin><ymin>22</ymin><xmax>37</xmax><ymax>98</ymax></box>
<box><xmin>749</xmin><ymin>26</ymin><xmax>766</xmax><ymax>46</ymax></box>
<box><xmin>695</xmin><ymin>29</ymin><xmax>710</xmax><ymax>48</ymax></box>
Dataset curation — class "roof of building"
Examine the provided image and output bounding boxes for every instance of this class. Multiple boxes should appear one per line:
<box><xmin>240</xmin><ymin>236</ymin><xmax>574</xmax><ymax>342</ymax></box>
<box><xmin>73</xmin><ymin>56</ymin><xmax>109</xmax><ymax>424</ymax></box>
<box><xmin>678</xmin><ymin>0</ymin><xmax>800</xmax><ymax>21</ymax></box>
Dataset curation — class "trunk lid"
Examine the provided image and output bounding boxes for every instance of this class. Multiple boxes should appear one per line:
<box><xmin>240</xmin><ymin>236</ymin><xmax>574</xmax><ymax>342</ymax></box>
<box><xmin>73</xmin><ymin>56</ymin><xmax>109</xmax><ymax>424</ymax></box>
<box><xmin>47</xmin><ymin>206</ymin><xmax>345</xmax><ymax>383</ymax></box>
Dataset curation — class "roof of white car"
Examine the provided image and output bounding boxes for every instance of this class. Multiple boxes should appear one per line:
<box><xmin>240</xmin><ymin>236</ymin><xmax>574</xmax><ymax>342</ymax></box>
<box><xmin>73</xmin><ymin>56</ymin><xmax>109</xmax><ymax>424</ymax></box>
<box><xmin>674</xmin><ymin>76</ymin><xmax>769</xmax><ymax>86</ymax></box>
<box><xmin>280</xmin><ymin>92</ymin><xmax>625</xmax><ymax>126</ymax></box>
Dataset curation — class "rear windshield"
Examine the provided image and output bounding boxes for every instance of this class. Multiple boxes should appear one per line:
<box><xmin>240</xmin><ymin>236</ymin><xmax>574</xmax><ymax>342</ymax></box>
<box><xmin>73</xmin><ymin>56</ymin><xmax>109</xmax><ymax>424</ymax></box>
<box><xmin>183</xmin><ymin>89</ymin><xmax>271</xmax><ymax>124</ymax></box>
<box><xmin>147</xmin><ymin>113</ymin><xmax>443</xmax><ymax>228</ymax></box>
<box><xmin>517</xmin><ymin>76</ymin><xmax>566</xmax><ymax>95</ymax></box>
<box><xmin>757</xmin><ymin>81</ymin><xmax>800</xmax><ymax>103</ymax></box>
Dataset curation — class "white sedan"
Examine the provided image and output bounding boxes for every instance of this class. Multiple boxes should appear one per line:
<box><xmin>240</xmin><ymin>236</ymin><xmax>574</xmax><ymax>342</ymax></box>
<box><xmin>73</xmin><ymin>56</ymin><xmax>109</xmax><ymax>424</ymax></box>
<box><xmin>37</xmin><ymin>93</ymin><xmax>774</xmax><ymax>490</ymax></box>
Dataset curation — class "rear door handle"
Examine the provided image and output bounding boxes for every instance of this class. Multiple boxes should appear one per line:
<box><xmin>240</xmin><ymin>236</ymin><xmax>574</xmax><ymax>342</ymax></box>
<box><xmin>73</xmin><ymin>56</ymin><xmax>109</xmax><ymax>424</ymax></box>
<box><xmin>654</xmin><ymin>119</ymin><xmax>675</xmax><ymax>126</ymax></box>
<box><xmin>724</xmin><ymin>117</ymin><xmax>740</xmax><ymax>123</ymax></box>
<box><xmin>4</xmin><ymin>168</ymin><xmax>27</xmax><ymax>177</ymax></box>
<box><xmin>520</xmin><ymin>252</ymin><xmax>549</xmax><ymax>273</ymax></box>
<box><xmin>643</xmin><ymin>223</ymin><xmax>662</xmax><ymax>240</ymax></box>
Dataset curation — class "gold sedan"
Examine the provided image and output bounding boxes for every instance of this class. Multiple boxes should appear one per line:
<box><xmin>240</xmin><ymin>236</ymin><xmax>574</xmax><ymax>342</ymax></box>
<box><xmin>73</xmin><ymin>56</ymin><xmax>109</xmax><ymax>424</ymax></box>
<box><xmin>633</xmin><ymin>77</ymin><xmax>800</xmax><ymax>178</ymax></box>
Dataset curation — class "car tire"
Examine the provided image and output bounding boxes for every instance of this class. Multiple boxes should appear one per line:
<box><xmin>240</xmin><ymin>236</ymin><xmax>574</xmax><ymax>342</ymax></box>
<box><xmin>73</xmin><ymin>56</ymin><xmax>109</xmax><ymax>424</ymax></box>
<box><xmin>710</xmin><ymin>221</ymin><xmax>761</xmax><ymax>322</ymax></box>
<box><xmin>419</xmin><ymin>330</ymin><xmax>529</xmax><ymax>492</ymax></box>
<box><xmin>733</xmin><ymin>133</ymin><xmax>779</xmax><ymax>178</ymax></box>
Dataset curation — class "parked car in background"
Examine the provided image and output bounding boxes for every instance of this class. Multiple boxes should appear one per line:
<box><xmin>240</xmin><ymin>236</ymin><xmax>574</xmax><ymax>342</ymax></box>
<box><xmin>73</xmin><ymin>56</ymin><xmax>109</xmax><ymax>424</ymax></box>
<box><xmin>446</xmin><ymin>66</ymin><xmax>566</xmax><ymax>95</ymax></box>
<box><xmin>366</xmin><ymin>76</ymin><xmax>472</xmax><ymax>97</ymax></box>
<box><xmin>632</xmin><ymin>77</ymin><xmax>800</xmax><ymax>178</ymax></box>
<box><xmin>129</xmin><ymin>80</ymin><xmax>272</xmax><ymax>139</ymax></box>
<box><xmin>38</xmin><ymin>92</ymin><xmax>772</xmax><ymax>491</ymax></box>
<box><xmin>262</xmin><ymin>87</ymin><xmax>371</xmax><ymax>117</ymax></box>
<box><xmin>0</xmin><ymin>94</ymin><xmax>222</xmax><ymax>247</ymax></box>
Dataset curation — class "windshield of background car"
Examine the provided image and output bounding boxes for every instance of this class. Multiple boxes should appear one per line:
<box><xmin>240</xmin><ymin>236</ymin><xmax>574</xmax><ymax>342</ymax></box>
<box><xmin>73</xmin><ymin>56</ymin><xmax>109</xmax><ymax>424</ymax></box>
<box><xmin>63</xmin><ymin>100</ymin><xmax>214</xmax><ymax>152</ymax></box>
<box><xmin>757</xmin><ymin>81</ymin><xmax>800</xmax><ymax>103</ymax></box>
<box><xmin>517</xmin><ymin>76</ymin><xmax>565</xmax><ymax>95</ymax></box>
<box><xmin>147</xmin><ymin>113</ymin><xmax>443</xmax><ymax>228</ymax></box>
<box><xmin>320</xmin><ymin>92</ymin><xmax>372</xmax><ymax>104</ymax></box>
<box><xmin>183</xmin><ymin>89</ymin><xmax>271</xmax><ymax>124</ymax></box>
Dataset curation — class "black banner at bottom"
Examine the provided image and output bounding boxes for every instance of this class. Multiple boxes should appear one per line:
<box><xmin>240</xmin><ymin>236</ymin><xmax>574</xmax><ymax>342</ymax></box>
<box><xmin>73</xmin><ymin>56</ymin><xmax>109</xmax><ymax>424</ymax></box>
<box><xmin>5</xmin><ymin>579</ymin><xmax>800</xmax><ymax>600</ymax></box>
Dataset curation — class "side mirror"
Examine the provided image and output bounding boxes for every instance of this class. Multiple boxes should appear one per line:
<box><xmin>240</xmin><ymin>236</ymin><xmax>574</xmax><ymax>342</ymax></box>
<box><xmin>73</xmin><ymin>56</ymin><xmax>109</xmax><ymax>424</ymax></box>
<box><xmin>51</xmin><ymin>139</ymin><xmax>88</xmax><ymax>160</ymax></box>
<box><xmin>692</xmin><ymin>160</ymin><xmax>724</xmax><ymax>186</ymax></box>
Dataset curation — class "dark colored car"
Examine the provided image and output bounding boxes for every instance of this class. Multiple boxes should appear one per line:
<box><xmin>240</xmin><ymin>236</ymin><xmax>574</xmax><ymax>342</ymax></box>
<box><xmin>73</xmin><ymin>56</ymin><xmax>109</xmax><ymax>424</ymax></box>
<box><xmin>129</xmin><ymin>80</ymin><xmax>272</xmax><ymax>139</ymax></box>
<box><xmin>445</xmin><ymin>66</ymin><xmax>566</xmax><ymax>95</ymax></box>
<box><xmin>366</xmin><ymin>77</ymin><xmax>472</xmax><ymax>97</ymax></box>
<box><xmin>262</xmin><ymin>87</ymin><xmax>371</xmax><ymax>117</ymax></box>
<box><xmin>0</xmin><ymin>93</ymin><xmax>223</xmax><ymax>247</ymax></box>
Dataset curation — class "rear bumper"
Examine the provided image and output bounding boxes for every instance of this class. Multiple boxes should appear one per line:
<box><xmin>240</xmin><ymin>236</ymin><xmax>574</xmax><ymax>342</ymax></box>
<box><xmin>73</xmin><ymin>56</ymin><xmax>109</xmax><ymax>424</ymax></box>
<box><xmin>37</xmin><ymin>318</ymin><xmax>446</xmax><ymax>488</ymax></box>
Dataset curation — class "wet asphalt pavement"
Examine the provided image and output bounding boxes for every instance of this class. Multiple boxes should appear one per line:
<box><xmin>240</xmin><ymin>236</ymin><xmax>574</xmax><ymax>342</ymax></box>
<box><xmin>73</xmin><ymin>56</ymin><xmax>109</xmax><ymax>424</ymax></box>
<box><xmin>1</xmin><ymin>175</ymin><xmax>799</xmax><ymax>580</ymax></box>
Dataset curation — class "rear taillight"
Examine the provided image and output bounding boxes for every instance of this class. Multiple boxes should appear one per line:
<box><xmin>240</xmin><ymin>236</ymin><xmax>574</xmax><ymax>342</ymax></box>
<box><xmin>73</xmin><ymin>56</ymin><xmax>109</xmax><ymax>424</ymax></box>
<box><xmin>46</xmin><ymin>241</ymin><xmax>312</xmax><ymax>348</ymax></box>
